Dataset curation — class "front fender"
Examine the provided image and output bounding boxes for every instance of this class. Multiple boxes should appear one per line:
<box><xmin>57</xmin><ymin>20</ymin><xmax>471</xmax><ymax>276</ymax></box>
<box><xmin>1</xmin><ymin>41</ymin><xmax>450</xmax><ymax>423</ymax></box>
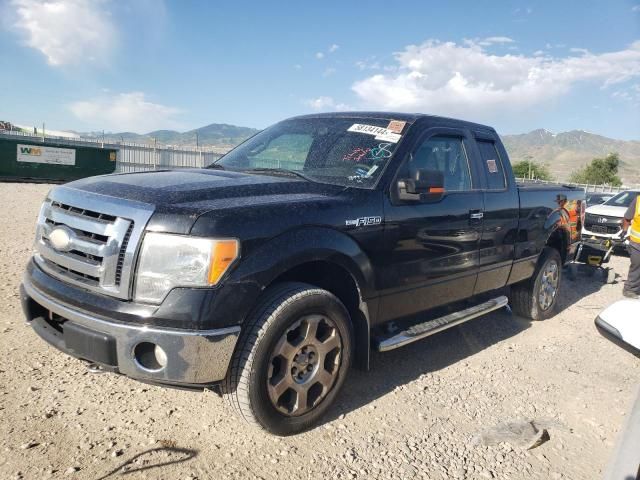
<box><xmin>195</xmin><ymin>226</ymin><xmax>377</xmax><ymax>332</ymax></box>
<box><xmin>231</xmin><ymin>226</ymin><xmax>376</xmax><ymax>299</ymax></box>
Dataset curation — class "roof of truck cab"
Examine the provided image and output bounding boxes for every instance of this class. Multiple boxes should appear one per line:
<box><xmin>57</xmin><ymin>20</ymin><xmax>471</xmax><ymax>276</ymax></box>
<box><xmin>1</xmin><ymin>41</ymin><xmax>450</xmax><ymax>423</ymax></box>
<box><xmin>290</xmin><ymin>111</ymin><xmax>497</xmax><ymax>133</ymax></box>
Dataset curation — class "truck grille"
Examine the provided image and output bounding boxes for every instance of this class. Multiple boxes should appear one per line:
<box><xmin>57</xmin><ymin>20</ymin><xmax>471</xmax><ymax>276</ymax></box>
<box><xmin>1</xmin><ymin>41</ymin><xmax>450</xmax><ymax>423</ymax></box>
<box><xmin>34</xmin><ymin>186</ymin><xmax>154</xmax><ymax>299</ymax></box>
<box><xmin>586</xmin><ymin>224</ymin><xmax>619</xmax><ymax>235</ymax></box>
<box><xmin>584</xmin><ymin>214</ymin><xmax>622</xmax><ymax>236</ymax></box>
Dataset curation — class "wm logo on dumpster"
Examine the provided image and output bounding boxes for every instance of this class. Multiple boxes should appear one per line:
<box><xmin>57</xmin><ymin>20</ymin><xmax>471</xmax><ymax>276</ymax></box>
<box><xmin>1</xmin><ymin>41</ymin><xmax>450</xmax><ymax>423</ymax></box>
<box><xmin>20</xmin><ymin>147</ymin><xmax>42</xmax><ymax>156</ymax></box>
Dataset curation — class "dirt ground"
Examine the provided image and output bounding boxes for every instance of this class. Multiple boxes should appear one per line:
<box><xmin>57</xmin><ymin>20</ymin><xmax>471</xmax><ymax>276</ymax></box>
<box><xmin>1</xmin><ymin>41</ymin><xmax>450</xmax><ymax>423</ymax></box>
<box><xmin>0</xmin><ymin>182</ymin><xmax>638</xmax><ymax>480</ymax></box>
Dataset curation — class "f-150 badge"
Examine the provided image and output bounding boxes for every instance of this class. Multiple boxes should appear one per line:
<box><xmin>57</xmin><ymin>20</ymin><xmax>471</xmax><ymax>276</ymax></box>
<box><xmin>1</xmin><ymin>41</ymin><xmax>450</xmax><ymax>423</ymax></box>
<box><xmin>345</xmin><ymin>216</ymin><xmax>382</xmax><ymax>227</ymax></box>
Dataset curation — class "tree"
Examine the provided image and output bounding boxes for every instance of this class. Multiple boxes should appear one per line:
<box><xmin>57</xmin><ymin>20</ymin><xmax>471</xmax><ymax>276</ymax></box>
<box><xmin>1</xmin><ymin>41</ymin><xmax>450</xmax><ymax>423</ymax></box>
<box><xmin>511</xmin><ymin>159</ymin><xmax>553</xmax><ymax>180</ymax></box>
<box><xmin>569</xmin><ymin>152</ymin><xmax>622</xmax><ymax>186</ymax></box>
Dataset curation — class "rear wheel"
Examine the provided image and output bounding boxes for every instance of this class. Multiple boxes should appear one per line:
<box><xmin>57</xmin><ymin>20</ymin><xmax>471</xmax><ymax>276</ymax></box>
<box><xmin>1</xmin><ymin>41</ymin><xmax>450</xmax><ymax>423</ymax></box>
<box><xmin>510</xmin><ymin>247</ymin><xmax>562</xmax><ymax>320</ymax></box>
<box><xmin>222</xmin><ymin>282</ymin><xmax>352</xmax><ymax>435</ymax></box>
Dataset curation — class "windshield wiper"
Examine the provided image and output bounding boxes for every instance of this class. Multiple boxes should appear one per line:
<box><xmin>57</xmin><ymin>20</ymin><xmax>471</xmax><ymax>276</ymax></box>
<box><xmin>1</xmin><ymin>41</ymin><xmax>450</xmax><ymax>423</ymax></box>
<box><xmin>245</xmin><ymin>168</ymin><xmax>313</xmax><ymax>182</ymax></box>
<box><xmin>207</xmin><ymin>162</ymin><xmax>225</xmax><ymax>170</ymax></box>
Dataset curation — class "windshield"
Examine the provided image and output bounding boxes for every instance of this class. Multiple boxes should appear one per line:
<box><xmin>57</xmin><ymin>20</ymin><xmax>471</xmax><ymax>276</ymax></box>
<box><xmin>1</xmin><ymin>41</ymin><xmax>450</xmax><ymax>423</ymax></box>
<box><xmin>603</xmin><ymin>191</ymin><xmax>638</xmax><ymax>207</ymax></box>
<box><xmin>211</xmin><ymin>117</ymin><xmax>409</xmax><ymax>188</ymax></box>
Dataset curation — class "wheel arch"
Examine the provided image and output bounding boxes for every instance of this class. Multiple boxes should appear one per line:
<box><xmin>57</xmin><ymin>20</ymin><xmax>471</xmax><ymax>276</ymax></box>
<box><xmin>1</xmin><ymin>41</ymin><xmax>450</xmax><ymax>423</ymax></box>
<box><xmin>229</xmin><ymin>227</ymin><xmax>376</xmax><ymax>370</ymax></box>
<box><xmin>545</xmin><ymin>225</ymin><xmax>569</xmax><ymax>264</ymax></box>
<box><xmin>270</xmin><ymin>259</ymin><xmax>371</xmax><ymax>371</ymax></box>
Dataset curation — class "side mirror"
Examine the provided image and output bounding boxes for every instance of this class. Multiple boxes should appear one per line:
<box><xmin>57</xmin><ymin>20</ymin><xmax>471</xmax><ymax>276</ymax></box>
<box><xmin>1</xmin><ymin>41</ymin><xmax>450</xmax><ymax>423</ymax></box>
<box><xmin>398</xmin><ymin>169</ymin><xmax>445</xmax><ymax>202</ymax></box>
<box><xmin>595</xmin><ymin>299</ymin><xmax>640</xmax><ymax>357</ymax></box>
<box><xmin>595</xmin><ymin>300</ymin><xmax>640</xmax><ymax>480</ymax></box>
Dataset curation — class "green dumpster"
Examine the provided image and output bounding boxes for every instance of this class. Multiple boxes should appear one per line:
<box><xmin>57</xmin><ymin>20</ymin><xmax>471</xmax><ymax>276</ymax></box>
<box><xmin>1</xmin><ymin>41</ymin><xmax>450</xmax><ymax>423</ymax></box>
<box><xmin>0</xmin><ymin>137</ymin><xmax>117</xmax><ymax>183</ymax></box>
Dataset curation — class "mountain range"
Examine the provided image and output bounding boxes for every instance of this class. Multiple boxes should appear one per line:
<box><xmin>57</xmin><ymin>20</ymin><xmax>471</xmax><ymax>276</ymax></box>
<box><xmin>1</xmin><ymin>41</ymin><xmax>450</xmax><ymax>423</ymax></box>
<box><xmin>501</xmin><ymin>129</ymin><xmax>640</xmax><ymax>185</ymax></box>
<box><xmin>81</xmin><ymin>123</ymin><xmax>259</xmax><ymax>149</ymax></box>
<box><xmin>76</xmin><ymin>124</ymin><xmax>640</xmax><ymax>186</ymax></box>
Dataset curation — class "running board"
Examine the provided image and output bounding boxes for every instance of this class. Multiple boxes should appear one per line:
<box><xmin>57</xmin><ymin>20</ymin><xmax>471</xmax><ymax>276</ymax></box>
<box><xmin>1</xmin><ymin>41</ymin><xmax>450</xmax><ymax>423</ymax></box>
<box><xmin>376</xmin><ymin>296</ymin><xmax>509</xmax><ymax>352</ymax></box>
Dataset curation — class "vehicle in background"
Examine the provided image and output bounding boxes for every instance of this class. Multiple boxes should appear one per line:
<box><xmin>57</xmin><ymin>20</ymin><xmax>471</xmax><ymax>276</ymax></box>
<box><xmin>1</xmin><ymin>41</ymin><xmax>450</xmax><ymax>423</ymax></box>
<box><xmin>583</xmin><ymin>190</ymin><xmax>640</xmax><ymax>246</ymax></box>
<box><xmin>21</xmin><ymin>112</ymin><xmax>584</xmax><ymax>435</ymax></box>
<box><xmin>595</xmin><ymin>300</ymin><xmax>640</xmax><ymax>480</ymax></box>
<box><xmin>585</xmin><ymin>192</ymin><xmax>614</xmax><ymax>206</ymax></box>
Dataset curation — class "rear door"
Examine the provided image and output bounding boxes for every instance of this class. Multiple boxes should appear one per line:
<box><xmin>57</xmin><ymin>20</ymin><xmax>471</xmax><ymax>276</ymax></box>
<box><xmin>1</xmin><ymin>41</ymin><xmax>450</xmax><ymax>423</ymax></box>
<box><xmin>378</xmin><ymin>126</ymin><xmax>484</xmax><ymax>322</ymax></box>
<box><xmin>471</xmin><ymin>132</ymin><xmax>520</xmax><ymax>294</ymax></box>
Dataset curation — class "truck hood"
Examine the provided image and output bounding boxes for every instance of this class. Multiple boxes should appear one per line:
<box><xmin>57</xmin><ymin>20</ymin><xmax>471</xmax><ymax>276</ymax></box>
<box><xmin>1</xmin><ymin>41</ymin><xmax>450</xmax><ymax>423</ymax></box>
<box><xmin>585</xmin><ymin>204</ymin><xmax>628</xmax><ymax>217</ymax></box>
<box><xmin>64</xmin><ymin>169</ymin><xmax>349</xmax><ymax>233</ymax></box>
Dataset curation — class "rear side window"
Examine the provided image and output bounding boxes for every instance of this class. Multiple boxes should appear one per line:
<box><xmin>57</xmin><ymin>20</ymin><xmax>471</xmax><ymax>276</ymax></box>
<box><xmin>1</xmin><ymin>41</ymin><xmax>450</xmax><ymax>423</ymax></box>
<box><xmin>477</xmin><ymin>140</ymin><xmax>506</xmax><ymax>190</ymax></box>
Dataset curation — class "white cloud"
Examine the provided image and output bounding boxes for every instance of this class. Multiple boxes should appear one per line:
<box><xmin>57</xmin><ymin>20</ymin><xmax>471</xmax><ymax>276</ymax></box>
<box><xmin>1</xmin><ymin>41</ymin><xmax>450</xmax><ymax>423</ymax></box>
<box><xmin>464</xmin><ymin>36</ymin><xmax>515</xmax><ymax>47</ymax></box>
<box><xmin>9</xmin><ymin>0</ymin><xmax>116</xmax><ymax>66</ymax></box>
<box><xmin>69</xmin><ymin>92</ymin><xmax>182</xmax><ymax>132</ymax></box>
<box><xmin>612</xmin><ymin>84</ymin><xmax>640</xmax><ymax>104</ymax></box>
<box><xmin>632</xmin><ymin>5</ymin><xmax>640</xmax><ymax>12</ymax></box>
<box><xmin>480</xmin><ymin>36</ymin><xmax>514</xmax><ymax>46</ymax></box>
<box><xmin>569</xmin><ymin>47</ymin><xmax>589</xmax><ymax>54</ymax></box>
<box><xmin>305</xmin><ymin>96</ymin><xmax>350</xmax><ymax>111</ymax></box>
<box><xmin>323</xmin><ymin>67</ymin><xmax>336</xmax><ymax>77</ymax></box>
<box><xmin>328</xmin><ymin>44</ymin><xmax>340</xmax><ymax>53</ymax></box>
<box><xmin>355</xmin><ymin>60</ymin><xmax>381</xmax><ymax>70</ymax></box>
<box><xmin>315</xmin><ymin>52</ymin><xmax>325</xmax><ymax>60</ymax></box>
<box><xmin>352</xmin><ymin>40</ymin><xmax>640</xmax><ymax>119</ymax></box>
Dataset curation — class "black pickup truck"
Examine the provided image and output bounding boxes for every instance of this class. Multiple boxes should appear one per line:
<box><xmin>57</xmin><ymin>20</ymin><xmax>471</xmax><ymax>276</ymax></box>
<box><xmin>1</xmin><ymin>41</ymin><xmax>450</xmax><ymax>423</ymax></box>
<box><xmin>21</xmin><ymin>112</ymin><xmax>583</xmax><ymax>435</ymax></box>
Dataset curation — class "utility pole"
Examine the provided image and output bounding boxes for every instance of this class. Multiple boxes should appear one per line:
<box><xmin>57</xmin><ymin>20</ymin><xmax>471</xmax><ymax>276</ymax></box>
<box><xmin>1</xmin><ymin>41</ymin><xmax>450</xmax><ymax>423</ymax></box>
<box><xmin>196</xmin><ymin>131</ymin><xmax>199</xmax><ymax>148</ymax></box>
<box><xmin>42</xmin><ymin>122</ymin><xmax>45</xmax><ymax>141</ymax></box>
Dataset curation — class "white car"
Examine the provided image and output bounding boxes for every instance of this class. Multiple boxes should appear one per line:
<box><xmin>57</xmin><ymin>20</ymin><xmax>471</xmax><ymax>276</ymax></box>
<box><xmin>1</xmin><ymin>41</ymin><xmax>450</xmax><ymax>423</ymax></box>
<box><xmin>582</xmin><ymin>190</ymin><xmax>640</xmax><ymax>245</ymax></box>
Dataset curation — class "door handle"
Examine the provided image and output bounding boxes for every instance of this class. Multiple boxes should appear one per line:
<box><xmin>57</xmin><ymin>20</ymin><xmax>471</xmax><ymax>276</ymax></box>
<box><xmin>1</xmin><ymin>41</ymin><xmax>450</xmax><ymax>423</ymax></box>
<box><xmin>469</xmin><ymin>211</ymin><xmax>484</xmax><ymax>220</ymax></box>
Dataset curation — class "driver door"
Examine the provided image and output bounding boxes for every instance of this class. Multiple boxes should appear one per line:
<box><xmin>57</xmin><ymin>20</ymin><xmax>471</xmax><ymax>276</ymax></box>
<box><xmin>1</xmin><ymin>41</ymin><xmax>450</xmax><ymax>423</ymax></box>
<box><xmin>378</xmin><ymin>127</ymin><xmax>484</xmax><ymax>322</ymax></box>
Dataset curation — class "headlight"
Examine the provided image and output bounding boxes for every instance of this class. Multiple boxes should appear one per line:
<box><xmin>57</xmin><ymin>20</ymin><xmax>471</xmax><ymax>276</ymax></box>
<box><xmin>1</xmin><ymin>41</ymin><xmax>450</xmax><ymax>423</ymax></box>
<box><xmin>134</xmin><ymin>233</ymin><xmax>239</xmax><ymax>304</ymax></box>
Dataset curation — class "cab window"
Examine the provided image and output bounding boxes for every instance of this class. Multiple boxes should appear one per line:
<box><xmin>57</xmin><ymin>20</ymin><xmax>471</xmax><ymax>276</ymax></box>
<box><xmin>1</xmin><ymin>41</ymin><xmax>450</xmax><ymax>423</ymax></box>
<box><xmin>408</xmin><ymin>136</ymin><xmax>472</xmax><ymax>191</ymax></box>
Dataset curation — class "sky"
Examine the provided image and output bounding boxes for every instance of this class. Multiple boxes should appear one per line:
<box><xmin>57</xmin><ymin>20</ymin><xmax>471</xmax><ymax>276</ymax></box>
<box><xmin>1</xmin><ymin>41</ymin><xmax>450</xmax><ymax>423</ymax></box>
<box><xmin>0</xmin><ymin>0</ymin><xmax>639</xmax><ymax>139</ymax></box>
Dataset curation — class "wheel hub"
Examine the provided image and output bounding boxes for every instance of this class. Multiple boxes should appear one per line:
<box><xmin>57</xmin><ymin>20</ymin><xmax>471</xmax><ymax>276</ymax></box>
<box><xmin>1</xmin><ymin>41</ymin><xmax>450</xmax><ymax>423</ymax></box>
<box><xmin>267</xmin><ymin>314</ymin><xmax>342</xmax><ymax>416</ymax></box>
<box><xmin>291</xmin><ymin>345</ymin><xmax>318</xmax><ymax>383</ymax></box>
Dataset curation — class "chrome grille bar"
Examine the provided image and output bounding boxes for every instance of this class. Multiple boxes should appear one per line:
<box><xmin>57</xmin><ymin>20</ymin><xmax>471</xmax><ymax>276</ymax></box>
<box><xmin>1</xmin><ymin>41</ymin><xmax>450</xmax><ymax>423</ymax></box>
<box><xmin>33</xmin><ymin>186</ymin><xmax>154</xmax><ymax>299</ymax></box>
<box><xmin>41</xmin><ymin>222</ymin><xmax>107</xmax><ymax>257</ymax></box>
<box><xmin>45</xmin><ymin>203</ymin><xmax>115</xmax><ymax>236</ymax></box>
<box><xmin>37</xmin><ymin>241</ymin><xmax>102</xmax><ymax>276</ymax></box>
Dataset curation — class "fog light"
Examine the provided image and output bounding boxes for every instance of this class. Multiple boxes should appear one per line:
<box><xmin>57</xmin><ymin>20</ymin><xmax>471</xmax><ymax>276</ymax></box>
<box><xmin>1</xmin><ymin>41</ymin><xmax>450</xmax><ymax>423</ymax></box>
<box><xmin>134</xmin><ymin>342</ymin><xmax>168</xmax><ymax>371</ymax></box>
<box><xmin>154</xmin><ymin>344</ymin><xmax>168</xmax><ymax>368</ymax></box>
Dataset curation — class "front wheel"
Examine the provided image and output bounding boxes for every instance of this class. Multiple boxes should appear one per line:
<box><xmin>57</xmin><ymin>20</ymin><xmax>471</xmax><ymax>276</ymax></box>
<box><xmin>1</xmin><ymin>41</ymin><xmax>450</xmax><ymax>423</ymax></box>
<box><xmin>510</xmin><ymin>247</ymin><xmax>562</xmax><ymax>320</ymax></box>
<box><xmin>222</xmin><ymin>282</ymin><xmax>352</xmax><ymax>435</ymax></box>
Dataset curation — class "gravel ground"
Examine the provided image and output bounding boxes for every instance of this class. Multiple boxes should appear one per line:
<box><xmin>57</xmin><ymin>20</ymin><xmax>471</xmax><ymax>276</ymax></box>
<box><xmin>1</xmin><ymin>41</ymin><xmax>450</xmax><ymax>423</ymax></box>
<box><xmin>0</xmin><ymin>182</ymin><xmax>638</xmax><ymax>480</ymax></box>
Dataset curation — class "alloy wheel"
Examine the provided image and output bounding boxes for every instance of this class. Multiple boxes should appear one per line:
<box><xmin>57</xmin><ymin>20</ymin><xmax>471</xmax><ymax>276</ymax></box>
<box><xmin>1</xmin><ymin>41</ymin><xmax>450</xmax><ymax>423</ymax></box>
<box><xmin>267</xmin><ymin>314</ymin><xmax>342</xmax><ymax>416</ymax></box>
<box><xmin>538</xmin><ymin>260</ymin><xmax>559</xmax><ymax>311</ymax></box>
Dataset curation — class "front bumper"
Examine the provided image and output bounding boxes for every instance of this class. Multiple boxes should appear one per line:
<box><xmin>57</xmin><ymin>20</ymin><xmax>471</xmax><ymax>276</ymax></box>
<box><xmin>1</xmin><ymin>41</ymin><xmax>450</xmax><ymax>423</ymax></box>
<box><xmin>582</xmin><ymin>226</ymin><xmax>626</xmax><ymax>245</ymax></box>
<box><xmin>21</xmin><ymin>277</ymin><xmax>240</xmax><ymax>387</ymax></box>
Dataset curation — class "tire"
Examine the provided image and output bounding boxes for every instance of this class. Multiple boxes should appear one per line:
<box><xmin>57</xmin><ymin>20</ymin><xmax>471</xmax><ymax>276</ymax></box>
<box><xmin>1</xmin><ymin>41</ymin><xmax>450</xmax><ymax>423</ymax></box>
<box><xmin>221</xmin><ymin>282</ymin><xmax>352</xmax><ymax>435</ymax></box>
<box><xmin>510</xmin><ymin>247</ymin><xmax>562</xmax><ymax>320</ymax></box>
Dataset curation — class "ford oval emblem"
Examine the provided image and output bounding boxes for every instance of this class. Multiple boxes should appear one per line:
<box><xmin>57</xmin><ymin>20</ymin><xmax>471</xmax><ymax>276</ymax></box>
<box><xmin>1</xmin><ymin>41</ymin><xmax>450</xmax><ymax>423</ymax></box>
<box><xmin>49</xmin><ymin>226</ymin><xmax>74</xmax><ymax>252</ymax></box>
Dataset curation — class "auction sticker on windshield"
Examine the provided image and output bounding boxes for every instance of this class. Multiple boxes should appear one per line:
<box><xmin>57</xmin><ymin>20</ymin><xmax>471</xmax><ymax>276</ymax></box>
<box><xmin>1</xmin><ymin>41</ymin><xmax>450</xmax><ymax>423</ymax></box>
<box><xmin>387</xmin><ymin>120</ymin><xmax>406</xmax><ymax>133</ymax></box>
<box><xmin>348</xmin><ymin>124</ymin><xmax>402</xmax><ymax>143</ymax></box>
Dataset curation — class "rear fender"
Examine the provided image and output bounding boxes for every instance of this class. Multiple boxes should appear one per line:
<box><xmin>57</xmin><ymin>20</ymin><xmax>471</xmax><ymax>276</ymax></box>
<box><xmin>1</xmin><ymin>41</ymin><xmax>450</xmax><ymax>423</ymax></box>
<box><xmin>544</xmin><ymin>210</ymin><xmax>570</xmax><ymax>262</ymax></box>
